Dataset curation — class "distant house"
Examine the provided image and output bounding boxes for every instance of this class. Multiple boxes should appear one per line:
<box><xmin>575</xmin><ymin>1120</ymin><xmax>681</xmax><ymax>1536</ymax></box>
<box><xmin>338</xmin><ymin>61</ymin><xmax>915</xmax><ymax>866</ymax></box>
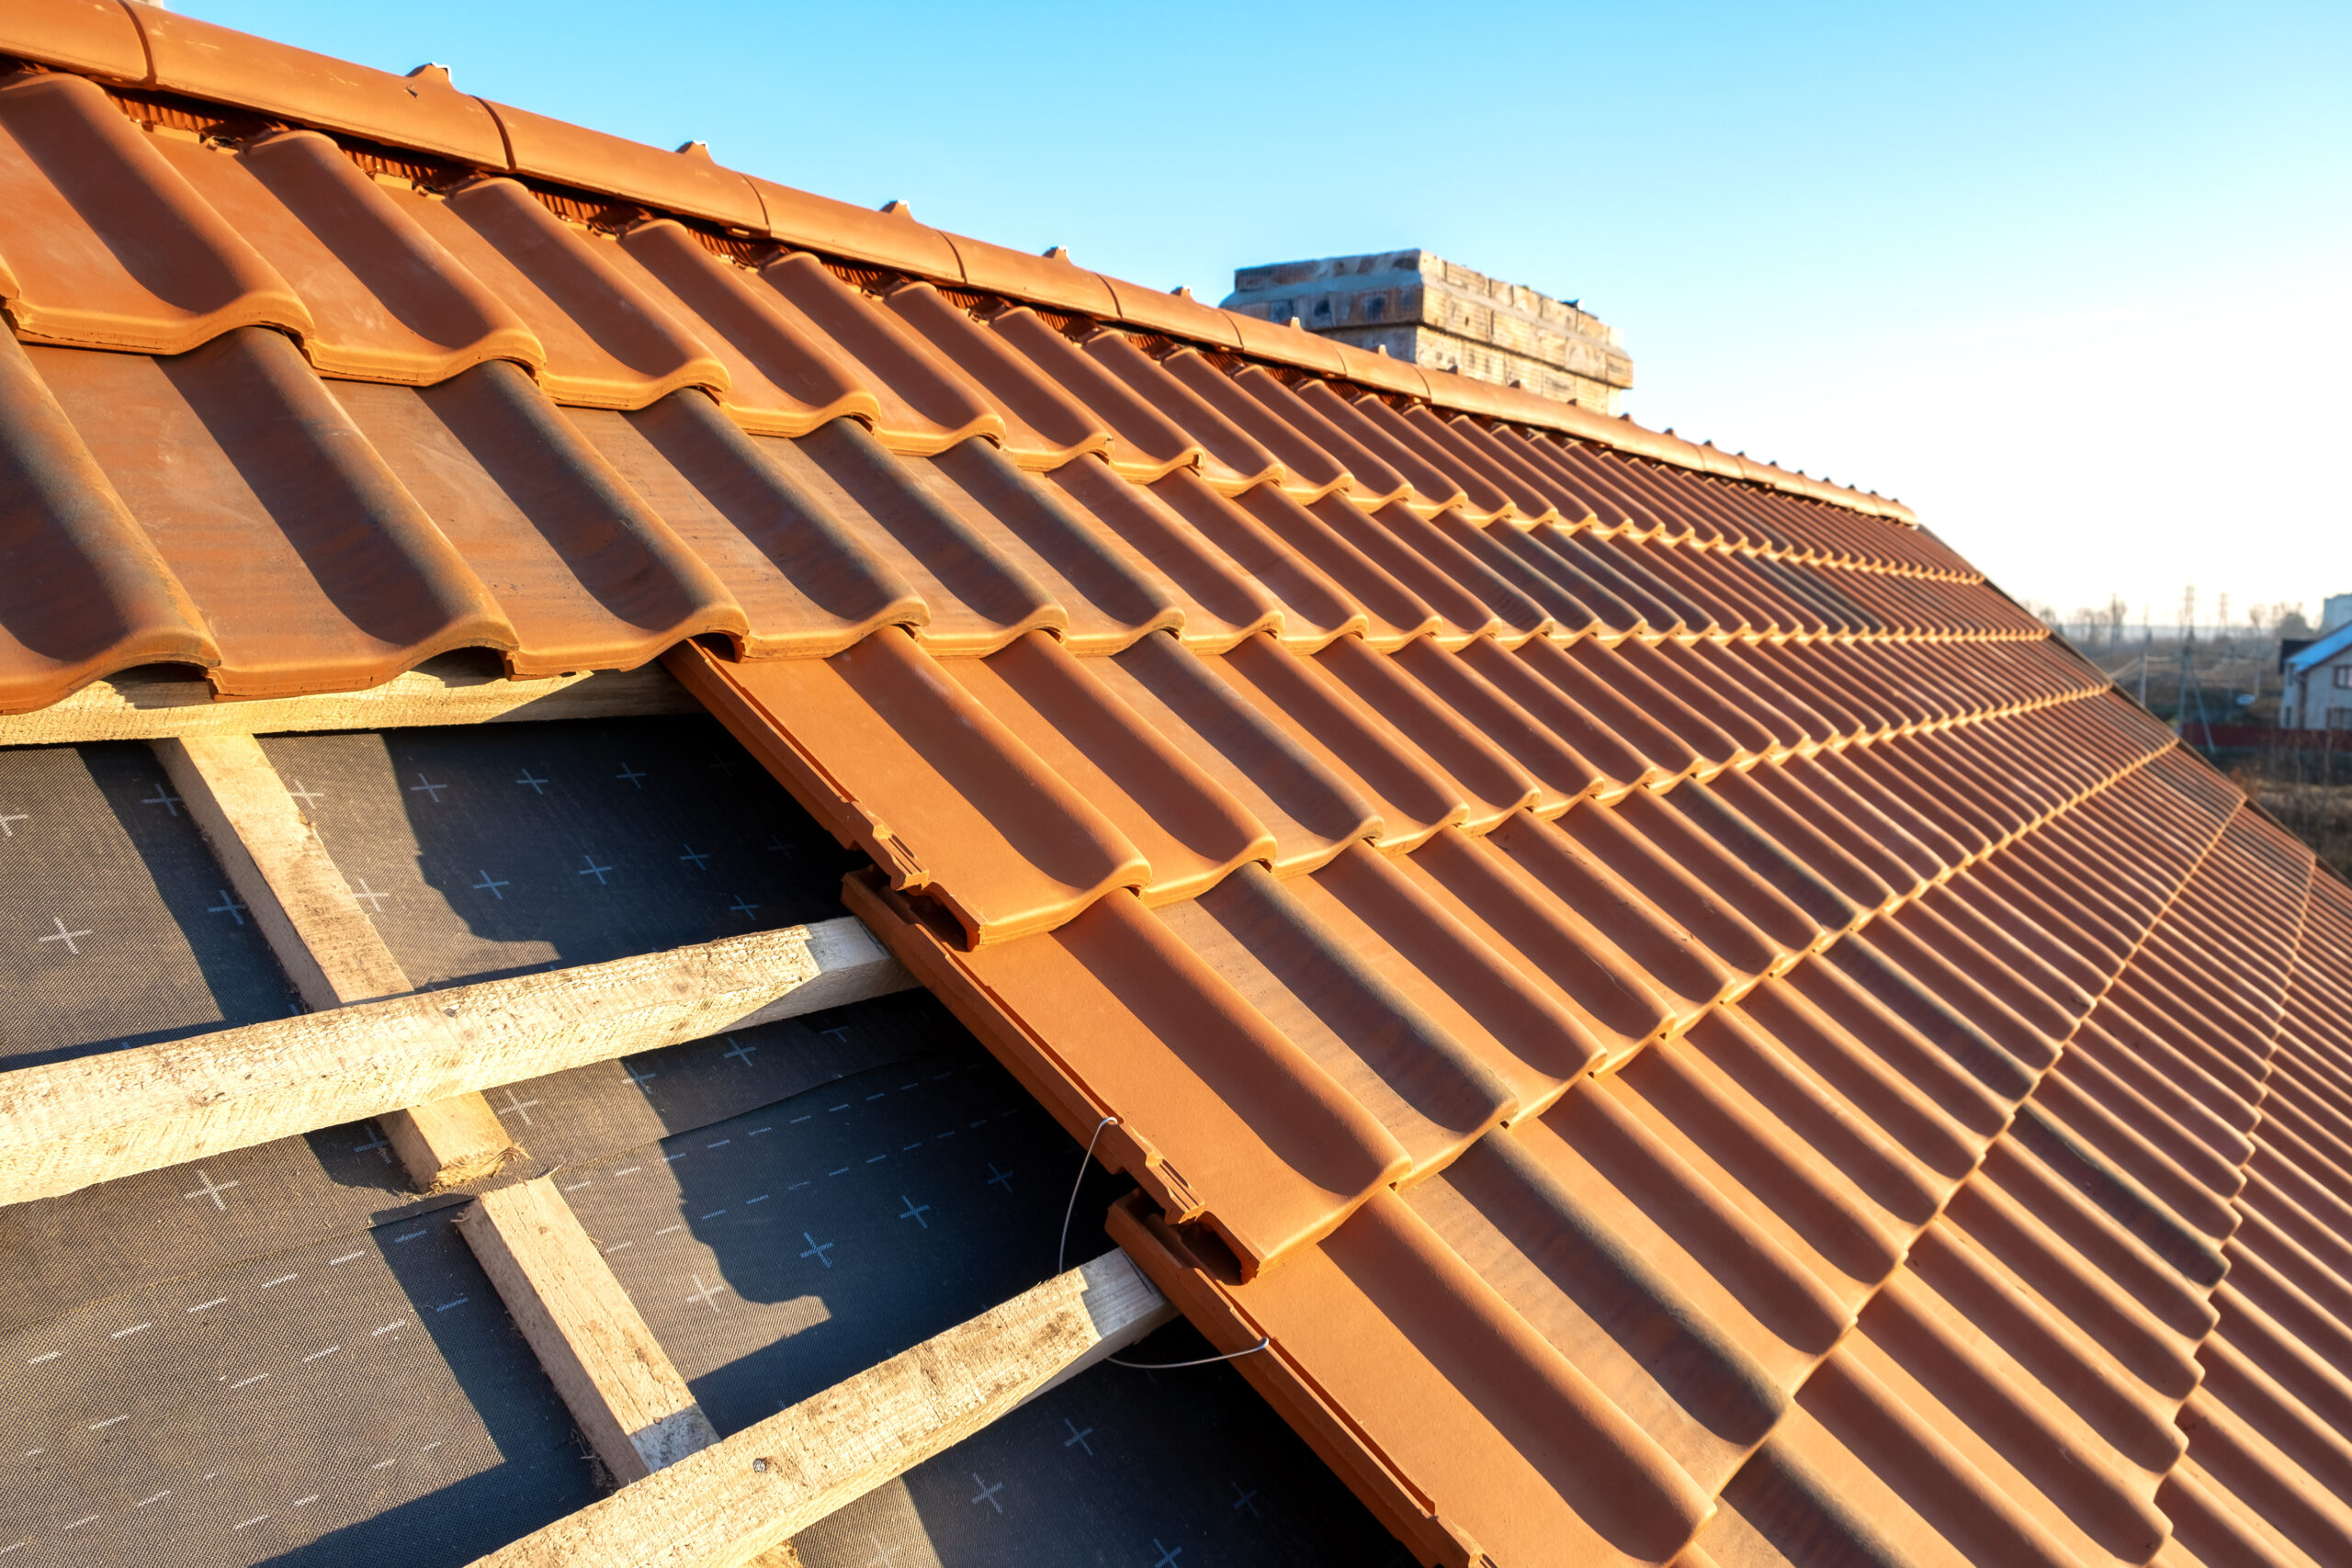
<box><xmin>2282</xmin><ymin>615</ymin><xmax>2352</xmax><ymax>729</ymax></box>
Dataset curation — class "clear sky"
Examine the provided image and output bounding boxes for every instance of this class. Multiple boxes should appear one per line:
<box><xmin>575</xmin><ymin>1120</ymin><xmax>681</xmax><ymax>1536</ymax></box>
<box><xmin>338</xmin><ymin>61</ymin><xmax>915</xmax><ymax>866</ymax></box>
<box><xmin>187</xmin><ymin>0</ymin><xmax>2351</xmax><ymax>630</ymax></box>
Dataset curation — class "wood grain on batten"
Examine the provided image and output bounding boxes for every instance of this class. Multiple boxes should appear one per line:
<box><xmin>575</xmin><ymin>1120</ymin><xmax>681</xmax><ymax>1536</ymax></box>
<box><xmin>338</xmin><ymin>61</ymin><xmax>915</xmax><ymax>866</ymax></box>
<box><xmin>1</xmin><ymin>658</ymin><xmax>695</xmax><ymax>746</ymax></box>
<box><xmin>153</xmin><ymin>731</ymin><xmax>517</xmax><ymax>1190</ymax></box>
<box><xmin>0</xmin><ymin>915</ymin><xmax>916</xmax><ymax>1207</ymax></box>
<box><xmin>471</xmin><ymin>1250</ymin><xmax>1176</xmax><ymax>1568</ymax></box>
<box><xmin>134</xmin><ymin>733</ymin><xmax>773</xmax><ymax>1487</ymax></box>
<box><xmin>461</xmin><ymin>1175</ymin><xmax>722</xmax><ymax>1485</ymax></box>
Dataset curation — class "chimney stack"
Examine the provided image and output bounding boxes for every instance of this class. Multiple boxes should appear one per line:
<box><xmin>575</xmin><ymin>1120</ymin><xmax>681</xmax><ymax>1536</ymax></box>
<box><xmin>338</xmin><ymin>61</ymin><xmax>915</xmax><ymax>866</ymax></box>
<box><xmin>1222</xmin><ymin>249</ymin><xmax>1633</xmax><ymax>414</ymax></box>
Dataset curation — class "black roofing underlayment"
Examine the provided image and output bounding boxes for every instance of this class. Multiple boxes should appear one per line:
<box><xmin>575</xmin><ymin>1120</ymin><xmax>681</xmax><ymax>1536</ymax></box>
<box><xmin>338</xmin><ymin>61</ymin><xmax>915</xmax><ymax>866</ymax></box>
<box><xmin>0</xmin><ymin>716</ymin><xmax>1395</xmax><ymax>1566</ymax></box>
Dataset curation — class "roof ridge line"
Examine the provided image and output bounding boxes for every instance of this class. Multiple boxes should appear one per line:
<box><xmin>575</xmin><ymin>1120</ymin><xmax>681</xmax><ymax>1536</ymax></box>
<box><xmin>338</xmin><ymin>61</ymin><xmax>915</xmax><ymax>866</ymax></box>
<box><xmin>0</xmin><ymin>0</ymin><xmax>1917</xmax><ymax>525</ymax></box>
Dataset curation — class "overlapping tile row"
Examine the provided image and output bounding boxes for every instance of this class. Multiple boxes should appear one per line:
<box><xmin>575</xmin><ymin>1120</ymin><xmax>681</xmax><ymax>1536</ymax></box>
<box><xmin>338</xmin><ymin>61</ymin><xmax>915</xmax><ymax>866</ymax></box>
<box><xmin>0</xmin><ymin>60</ymin><xmax>2012</xmax><ymax>712</ymax></box>
<box><xmin>1048</xmin><ymin>744</ymin><xmax>2339</xmax><ymax>1568</ymax></box>
<box><xmin>1664</xmin><ymin>795</ymin><xmax>2279</xmax><ymax>1568</ymax></box>
<box><xmin>5</xmin><ymin>25</ymin><xmax>2346</xmax><ymax>1568</ymax></box>
<box><xmin>0</xmin><ymin>4</ymin><xmax>1917</xmax><ymax>523</ymax></box>
<box><xmin>2162</xmin><ymin>870</ymin><xmax>2352</xmax><ymax>1568</ymax></box>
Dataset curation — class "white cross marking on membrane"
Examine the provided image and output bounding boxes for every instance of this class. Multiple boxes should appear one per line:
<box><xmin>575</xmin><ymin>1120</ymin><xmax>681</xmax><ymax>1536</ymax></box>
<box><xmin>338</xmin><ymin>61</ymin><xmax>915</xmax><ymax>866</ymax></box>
<box><xmin>38</xmin><ymin>918</ymin><xmax>92</xmax><ymax>954</ymax></box>
<box><xmin>514</xmin><ymin>771</ymin><xmax>549</xmax><ymax>795</ymax></box>
<box><xmin>349</xmin><ymin>880</ymin><xmax>389</xmax><ymax>912</ymax></box>
<box><xmin>864</xmin><ymin>1534</ymin><xmax>905</xmax><ymax>1567</ymax></box>
<box><xmin>987</xmin><ymin>1164</ymin><xmax>1013</xmax><ymax>1191</ymax></box>
<box><xmin>1230</xmin><ymin>1481</ymin><xmax>1261</xmax><ymax>1516</ymax></box>
<box><xmin>819</xmin><ymin>1025</ymin><xmax>852</xmax><ymax>1043</ymax></box>
<box><xmin>1063</xmin><ymin>1418</ymin><xmax>1092</xmax><ymax>1455</ymax></box>
<box><xmin>409</xmin><ymin>773</ymin><xmax>449</xmax><ymax>802</ymax></box>
<box><xmin>141</xmin><ymin>787</ymin><xmax>182</xmax><ymax>816</ymax></box>
<box><xmin>614</xmin><ymin>764</ymin><xmax>646</xmax><ymax>788</ymax></box>
<box><xmin>684</xmin><ymin>1275</ymin><xmax>729</xmax><ymax>1312</ymax></box>
<box><xmin>624</xmin><ymin>1060</ymin><xmax>657</xmax><ymax>1089</ymax></box>
<box><xmin>722</xmin><ymin>1038</ymin><xmax>757</xmax><ymax>1068</ymax></box>
<box><xmin>898</xmin><ymin>1196</ymin><xmax>931</xmax><ymax>1230</ymax></box>
<box><xmin>207</xmin><ymin>890</ymin><xmax>247</xmax><ymax>924</ymax></box>
<box><xmin>183</xmin><ymin>1169</ymin><xmax>238</xmax><ymax>1211</ymax></box>
<box><xmin>351</xmin><ymin>1128</ymin><xmax>390</xmax><ymax>1163</ymax></box>
<box><xmin>729</xmin><ymin>895</ymin><xmax>759</xmax><ymax>918</ymax></box>
<box><xmin>472</xmin><ymin>871</ymin><xmax>509</xmax><ymax>899</ymax></box>
<box><xmin>799</xmin><ymin>1233</ymin><xmax>835</xmax><ymax>1268</ymax></box>
<box><xmin>1150</xmin><ymin>1541</ymin><xmax>1182</xmax><ymax>1568</ymax></box>
<box><xmin>285</xmin><ymin>780</ymin><xmax>325</xmax><ymax>808</ymax></box>
<box><xmin>764</xmin><ymin>836</ymin><xmax>794</xmax><ymax>857</ymax></box>
<box><xmin>678</xmin><ymin>843</ymin><xmax>710</xmax><ymax>869</ymax></box>
<box><xmin>708</xmin><ymin>754</ymin><xmax>737</xmax><ymax>778</ymax></box>
<box><xmin>579</xmin><ymin>856</ymin><xmax>614</xmax><ymax>886</ymax></box>
<box><xmin>0</xmin><ymin>811</ymin><xmax>26</xmax><ymax>836</ymax></box>
<box><xmin>969</xmin><ymin>1474</ymin><xmax>1004</xmax><ymax>1514</ymax></box>
<box><xmin>497</xmin><ymin>1089</ymin><xmax>538</xmax><ymax>1126</ymax></box>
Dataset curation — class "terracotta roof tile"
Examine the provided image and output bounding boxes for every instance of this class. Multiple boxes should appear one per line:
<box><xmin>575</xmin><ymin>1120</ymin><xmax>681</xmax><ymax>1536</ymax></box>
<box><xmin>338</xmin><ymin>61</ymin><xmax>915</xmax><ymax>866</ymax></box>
<box><xmin>0</xmin><ymin>15</ymin><xmax>2345</xmax><ymax>1568</ymax></box>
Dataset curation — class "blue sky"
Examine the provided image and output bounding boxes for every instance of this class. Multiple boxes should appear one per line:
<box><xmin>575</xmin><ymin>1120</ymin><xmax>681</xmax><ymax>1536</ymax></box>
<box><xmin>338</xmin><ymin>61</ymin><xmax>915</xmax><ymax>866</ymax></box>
<box><xmin>188</xmin><ymin>0</ymin><xmax>2351</xmax><ymax>628</ymax></box>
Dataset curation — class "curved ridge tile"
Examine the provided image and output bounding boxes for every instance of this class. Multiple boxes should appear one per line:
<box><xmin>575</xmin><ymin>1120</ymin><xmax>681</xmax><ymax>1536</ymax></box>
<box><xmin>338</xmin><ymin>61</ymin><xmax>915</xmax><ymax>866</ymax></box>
<box><xmin>478</xmin><ymin>98</ymin><xmax>763</xmax><ymax>229</ymax></box>
<box><xmin>0</xmin><ymin>328</ymin><xmax>215</xmax><ymax>711</ymax></box>
<box><xmin>0</xmin><ymin>71</ymin><xmax>311</xmax><ymax>354</ymax></box>
<box><xmin>130</xmin><ymin>10</ymin><xmax>508</xmax><ymax>165</ymax></box>
<box><xmin>0</xmin><ymin>0</ymin><xmax>149</xmax><ymax>82</ymax></box>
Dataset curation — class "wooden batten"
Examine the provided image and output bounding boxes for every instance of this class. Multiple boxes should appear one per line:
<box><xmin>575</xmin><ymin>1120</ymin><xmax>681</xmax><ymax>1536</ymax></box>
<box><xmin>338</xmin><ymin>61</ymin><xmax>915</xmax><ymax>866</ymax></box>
<box><xmin>153</xmin><ymin>732</ymin><xmax>519</xmax><ymax>1190</ymax></box>
<box><xmin>0</xmin><ymin>917</ymin><xmax>915</xmax><ymax>1206</ymax></box>
<box><xmin>472</xmin><ymin>1249</ymin><xmax>1175</xmax><ymax>1568</ymax></box>
<box><xmin>461</xmin><ymin>1176</ymin><xmax>721</xmax><ymax>1484</ymax></box>
<box><xmin>1</xmin><ymin>659</ymin><xmax>695</xmax><ymax>746</ymax></box>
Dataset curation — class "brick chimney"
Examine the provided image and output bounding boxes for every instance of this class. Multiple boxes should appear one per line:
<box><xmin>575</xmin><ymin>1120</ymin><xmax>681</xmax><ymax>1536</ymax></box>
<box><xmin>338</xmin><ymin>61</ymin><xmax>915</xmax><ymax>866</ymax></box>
<box><xmin>1221</xmin><ymin>249</ymin><xmax>1633</xmax><ymax>414</ymax></box>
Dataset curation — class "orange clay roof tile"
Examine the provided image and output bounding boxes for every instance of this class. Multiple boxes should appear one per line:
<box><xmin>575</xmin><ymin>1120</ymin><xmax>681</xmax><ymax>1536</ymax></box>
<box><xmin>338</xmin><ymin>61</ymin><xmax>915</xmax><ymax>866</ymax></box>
<box><xmin>0</xmin><ymin>16</ymin><xmax>2346</xmax><ymax>1568</ymax></box>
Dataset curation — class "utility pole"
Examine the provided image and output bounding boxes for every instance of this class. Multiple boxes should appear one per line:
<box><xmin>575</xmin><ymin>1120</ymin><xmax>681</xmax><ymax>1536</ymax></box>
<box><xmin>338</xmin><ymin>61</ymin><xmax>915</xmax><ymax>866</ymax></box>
<box><xmin>2138</xmin><ymin>606</ymin><xmax>2151</xmax><ymax>707</ymax></box>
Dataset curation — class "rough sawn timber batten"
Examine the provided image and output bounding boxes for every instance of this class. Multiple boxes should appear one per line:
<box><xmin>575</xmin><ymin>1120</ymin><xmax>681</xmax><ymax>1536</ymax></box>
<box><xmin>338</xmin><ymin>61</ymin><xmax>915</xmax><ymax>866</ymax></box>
<box><xmin>471</xmin><ymin>1249</ymin><xmax>1177</xmax><ymax>1568</ymax></box>
<box><xmin>154</xmin><ymin>729</ymin><xmax>522</xmax><ymax>1189</ymax></box>
<box><xmin>0</xmin><ymin>916</ymin><xmax>916</xmax><ymax>1204</ymax></box>
<box><xmin>461</xmin><ymin>1175</ymin><xmax>723</xmax><ymax>1484</ymax></box>
<box><xmin>0</xmin><ymin>659</ymin><xmax>695</xmax><ymax>745</ymax></box>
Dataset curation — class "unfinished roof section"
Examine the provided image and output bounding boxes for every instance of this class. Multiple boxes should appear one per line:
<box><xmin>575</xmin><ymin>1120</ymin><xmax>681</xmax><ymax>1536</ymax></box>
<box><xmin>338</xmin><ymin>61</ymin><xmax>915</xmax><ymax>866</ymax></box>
<box><xmin>0</xmin><ymin>7</ymin><xmax>2347</xmax><ymax>1568</ymax></box>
